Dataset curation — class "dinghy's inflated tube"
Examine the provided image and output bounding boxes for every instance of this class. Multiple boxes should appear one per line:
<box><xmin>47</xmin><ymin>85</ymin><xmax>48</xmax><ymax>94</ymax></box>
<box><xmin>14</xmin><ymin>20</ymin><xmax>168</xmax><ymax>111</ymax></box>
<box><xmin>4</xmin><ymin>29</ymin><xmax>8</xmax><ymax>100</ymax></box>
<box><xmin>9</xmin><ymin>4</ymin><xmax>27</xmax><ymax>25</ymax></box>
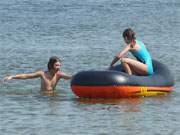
<box><xmin>71</xmin><ymin>60</ymin><xmax>174</xmax><ymax>98</ymax></box>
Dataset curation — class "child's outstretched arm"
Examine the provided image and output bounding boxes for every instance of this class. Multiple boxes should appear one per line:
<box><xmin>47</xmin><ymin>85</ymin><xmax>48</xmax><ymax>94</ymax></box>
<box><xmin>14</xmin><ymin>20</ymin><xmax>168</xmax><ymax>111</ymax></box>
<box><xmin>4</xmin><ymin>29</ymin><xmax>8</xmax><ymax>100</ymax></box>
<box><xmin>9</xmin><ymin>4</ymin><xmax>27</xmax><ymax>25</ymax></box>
<box><xmin>3</xmin><ymin>71</ymin><xmax>43</xmax><ymax>81</ymax></box>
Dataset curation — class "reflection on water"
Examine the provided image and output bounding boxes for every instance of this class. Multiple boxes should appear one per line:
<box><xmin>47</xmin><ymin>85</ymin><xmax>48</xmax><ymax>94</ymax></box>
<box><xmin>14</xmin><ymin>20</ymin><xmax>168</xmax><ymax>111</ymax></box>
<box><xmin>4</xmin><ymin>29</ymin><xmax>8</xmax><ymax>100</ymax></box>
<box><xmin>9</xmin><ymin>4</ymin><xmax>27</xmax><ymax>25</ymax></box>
<box><xmin>76</xmin><ymin>94</ymin><xmax>172</xmax><ymax>112</ymax></box>
<box><xmin>77</xmin><ymin>97</ymin><xmax>143</xmax><ymax>105</ymax></box>
<box><xmin>77</xmin><ymin>98</ymin><xmax>143</xmax><ymax>112</ymax></box>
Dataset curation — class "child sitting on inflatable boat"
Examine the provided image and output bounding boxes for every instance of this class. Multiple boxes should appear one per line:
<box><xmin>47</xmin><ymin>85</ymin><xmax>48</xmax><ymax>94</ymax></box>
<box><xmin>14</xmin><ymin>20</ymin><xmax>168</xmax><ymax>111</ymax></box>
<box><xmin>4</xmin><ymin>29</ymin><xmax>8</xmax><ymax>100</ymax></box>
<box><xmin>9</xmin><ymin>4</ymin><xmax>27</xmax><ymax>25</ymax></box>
<box><xmin>3</xmin><ymin>56</ymin><xmax>72</xmax><ymax>92</ymax></box>
<box><xmin>110</xmin><ymin>28</ymin><xmax>154</xmax><ymax>76</ymax></box>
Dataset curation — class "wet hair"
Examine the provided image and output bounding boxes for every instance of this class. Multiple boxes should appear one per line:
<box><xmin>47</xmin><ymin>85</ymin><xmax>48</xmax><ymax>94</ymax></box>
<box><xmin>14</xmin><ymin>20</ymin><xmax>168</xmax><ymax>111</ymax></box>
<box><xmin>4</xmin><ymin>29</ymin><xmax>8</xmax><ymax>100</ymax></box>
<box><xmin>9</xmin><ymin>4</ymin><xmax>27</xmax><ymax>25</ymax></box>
<box><xmin>47</xmin><ymin>56</ymin><xmax>62</xmax><ymax>71</ymax></box>
<box><xmin>123</xmin><ymin>28</ymin><xmax>136</xmax><ymax>43</ymax></box>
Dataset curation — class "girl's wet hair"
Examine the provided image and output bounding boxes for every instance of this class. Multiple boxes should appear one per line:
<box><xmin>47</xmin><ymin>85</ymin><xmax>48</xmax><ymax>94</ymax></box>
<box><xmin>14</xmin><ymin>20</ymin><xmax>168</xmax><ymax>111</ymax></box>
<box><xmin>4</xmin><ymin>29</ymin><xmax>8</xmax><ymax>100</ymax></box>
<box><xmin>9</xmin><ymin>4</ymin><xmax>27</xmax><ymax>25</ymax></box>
<box><xmin>47</xmin><ymin>56</ymin><xmax>62</xmax><ymax>71</ymax></box>
<box><xmin>123</xmin><ymin>28</ymin><xmax>136</xmax><ymax>43</ymax></box>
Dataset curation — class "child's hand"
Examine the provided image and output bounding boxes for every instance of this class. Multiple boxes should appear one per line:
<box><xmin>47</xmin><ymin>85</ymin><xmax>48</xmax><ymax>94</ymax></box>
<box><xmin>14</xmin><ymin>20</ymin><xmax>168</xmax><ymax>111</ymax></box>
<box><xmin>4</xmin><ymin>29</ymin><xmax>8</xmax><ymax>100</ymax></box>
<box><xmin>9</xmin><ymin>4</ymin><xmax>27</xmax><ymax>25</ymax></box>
<box><xmin>3</xmin><ymin>76</ymin><xmax>13</xmax><ymax>81</ymax></box>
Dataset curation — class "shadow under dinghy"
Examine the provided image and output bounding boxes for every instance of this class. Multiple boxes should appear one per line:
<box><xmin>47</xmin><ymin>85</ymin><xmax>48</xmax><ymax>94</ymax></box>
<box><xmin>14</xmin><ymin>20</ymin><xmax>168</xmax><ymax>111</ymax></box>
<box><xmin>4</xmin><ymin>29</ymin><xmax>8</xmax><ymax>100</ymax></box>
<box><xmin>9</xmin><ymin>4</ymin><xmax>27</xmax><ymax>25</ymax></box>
<box><xmin>71</xmin><ymin>60</ymin><xmax>174</xmax><ymax>98</ymax></box>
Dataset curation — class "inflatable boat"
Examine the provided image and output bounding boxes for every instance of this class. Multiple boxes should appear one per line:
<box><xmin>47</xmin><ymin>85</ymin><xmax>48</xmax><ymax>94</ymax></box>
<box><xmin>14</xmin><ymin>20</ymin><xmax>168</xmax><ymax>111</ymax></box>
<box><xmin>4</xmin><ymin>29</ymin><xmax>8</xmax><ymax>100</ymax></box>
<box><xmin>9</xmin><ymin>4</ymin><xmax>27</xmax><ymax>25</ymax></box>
<box><xmin>71</xmin><ymin>60</ymin><xmax>174</xmax><ymax>98</ymax></box>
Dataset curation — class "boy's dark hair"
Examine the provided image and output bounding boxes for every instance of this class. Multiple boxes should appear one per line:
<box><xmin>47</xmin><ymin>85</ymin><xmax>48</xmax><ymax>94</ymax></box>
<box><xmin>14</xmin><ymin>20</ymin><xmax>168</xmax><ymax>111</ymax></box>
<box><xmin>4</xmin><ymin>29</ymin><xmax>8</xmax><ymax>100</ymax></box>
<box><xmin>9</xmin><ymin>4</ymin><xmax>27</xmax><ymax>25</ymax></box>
<box><xmin>47</xmin><ymin>56</ymin><xmax>61</xmax><ymax>71</ymax></box>
<box><xmin>123</xmin><ymin>28</ymin><xmax>136</xmax><ymax>43</ymax></box>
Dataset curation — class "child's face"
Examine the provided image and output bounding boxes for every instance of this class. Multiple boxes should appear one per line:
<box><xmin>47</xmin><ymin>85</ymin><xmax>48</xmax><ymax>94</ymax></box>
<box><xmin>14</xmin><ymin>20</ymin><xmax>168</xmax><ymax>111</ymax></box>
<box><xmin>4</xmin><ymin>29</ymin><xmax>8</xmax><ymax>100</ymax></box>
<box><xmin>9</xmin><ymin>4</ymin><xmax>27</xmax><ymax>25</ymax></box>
<box><xmin>53</xmin><ymin>62</ymin><xmax>61</xmax><ymax>71</ymax></box>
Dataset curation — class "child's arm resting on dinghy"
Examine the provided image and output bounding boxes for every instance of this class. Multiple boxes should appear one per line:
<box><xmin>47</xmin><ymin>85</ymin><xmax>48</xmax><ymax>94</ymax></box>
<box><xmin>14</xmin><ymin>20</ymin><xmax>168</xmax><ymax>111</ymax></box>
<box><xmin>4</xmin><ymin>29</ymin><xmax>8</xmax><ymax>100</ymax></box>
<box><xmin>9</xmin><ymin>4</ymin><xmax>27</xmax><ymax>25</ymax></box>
<box><xmin>110</xmin><ymin>45</ymin><xmax>130</xmax><ymax>67</ymax></box>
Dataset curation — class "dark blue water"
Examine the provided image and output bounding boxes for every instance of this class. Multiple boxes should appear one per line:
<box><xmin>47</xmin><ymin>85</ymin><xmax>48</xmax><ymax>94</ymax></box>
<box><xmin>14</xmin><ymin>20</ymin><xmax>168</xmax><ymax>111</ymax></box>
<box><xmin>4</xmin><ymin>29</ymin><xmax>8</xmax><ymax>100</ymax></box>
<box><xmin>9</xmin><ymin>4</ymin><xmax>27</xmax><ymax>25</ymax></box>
<box><xmin>0</xmin><ymin>0</ymin><xmax>180</xmax><ymax>134</ymax></box>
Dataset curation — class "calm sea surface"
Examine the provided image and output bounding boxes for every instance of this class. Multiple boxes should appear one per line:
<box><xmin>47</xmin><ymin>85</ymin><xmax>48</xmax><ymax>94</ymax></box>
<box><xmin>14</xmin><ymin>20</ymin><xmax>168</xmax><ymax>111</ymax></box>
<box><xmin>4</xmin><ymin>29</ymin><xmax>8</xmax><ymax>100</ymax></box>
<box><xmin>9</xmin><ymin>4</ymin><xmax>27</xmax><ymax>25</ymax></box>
<box><xmin>0</xmin><ymin>0</ymin><xmax>180</xmax><ymax>134</ymax></box>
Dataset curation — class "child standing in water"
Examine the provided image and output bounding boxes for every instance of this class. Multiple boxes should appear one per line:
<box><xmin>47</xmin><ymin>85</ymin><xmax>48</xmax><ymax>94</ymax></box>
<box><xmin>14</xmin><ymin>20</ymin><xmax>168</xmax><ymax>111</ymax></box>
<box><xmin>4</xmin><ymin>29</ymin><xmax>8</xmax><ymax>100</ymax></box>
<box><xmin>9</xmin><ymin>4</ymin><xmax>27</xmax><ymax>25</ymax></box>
<box><xmin>3</xmin><ymin>56</ymin><xmax>72</xmax><ymax>92</ymax></box>
<box><xmin>110</xmin><ymin>28</ymin><xmax>154</xmax><ymax>75</ymax></box>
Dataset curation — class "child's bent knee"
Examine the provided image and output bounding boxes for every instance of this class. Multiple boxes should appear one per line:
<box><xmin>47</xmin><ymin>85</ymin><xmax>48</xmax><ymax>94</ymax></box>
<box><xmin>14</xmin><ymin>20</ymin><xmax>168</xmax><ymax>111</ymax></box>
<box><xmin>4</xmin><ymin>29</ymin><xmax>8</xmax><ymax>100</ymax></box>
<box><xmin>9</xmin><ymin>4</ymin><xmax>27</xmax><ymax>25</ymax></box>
<box><xmin>121</xmin><ymin>58</ymin><xmax>128</xmax><ymax>64</ymax></box>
